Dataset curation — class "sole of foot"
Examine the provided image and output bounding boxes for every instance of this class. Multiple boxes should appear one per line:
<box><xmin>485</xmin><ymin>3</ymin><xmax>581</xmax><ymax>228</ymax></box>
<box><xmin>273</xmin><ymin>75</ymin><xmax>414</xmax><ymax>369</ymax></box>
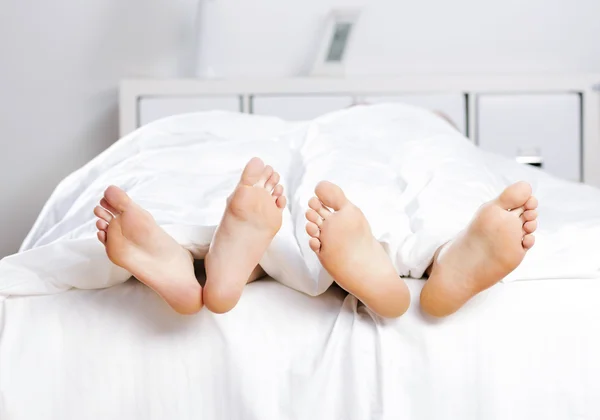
<box><xmin>203</xmin><ymin>157</ymin><xmax>286</xmax><ymax>314</ymax></box>
<box><xmin>420</xmin><ymin>181</ymin><xmax>538</xmax><ymax>317</ymax></box>
<box><xmin>305</xmin><ymin>181</ymin><xmax>410</xmax><ymax>318</ymax></box>
<box><xmin>94</xmin><ymin>186</ymin><xmax>202</xmax><ymax>315</ymax></box>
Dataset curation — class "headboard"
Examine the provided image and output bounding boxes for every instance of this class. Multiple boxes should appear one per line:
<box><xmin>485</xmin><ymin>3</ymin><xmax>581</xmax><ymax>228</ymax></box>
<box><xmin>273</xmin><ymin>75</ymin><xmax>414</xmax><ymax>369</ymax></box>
<box><xmin>120</xmin><ymin>75</ymin><xmax>600</xmax><ymax>186</ymax></box>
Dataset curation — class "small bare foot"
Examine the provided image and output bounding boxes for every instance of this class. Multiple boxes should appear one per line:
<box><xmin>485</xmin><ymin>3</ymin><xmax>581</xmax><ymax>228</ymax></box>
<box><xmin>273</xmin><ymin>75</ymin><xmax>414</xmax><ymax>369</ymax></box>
<box><xmin>420</xmin><ymin>181</ymin><xmax>539</xmax><ymax>317</ymax></box>
<box><xmin>204</xmin><ymin>157</ymin><xmax>286</xmax><ymax>314</ymax></box>
<box><xmin>305</xmin><ymin>181</ymin><xmax>410</xmax><ymax>318</ymax></box>
<box><xmin>94</xmin><ymin>186</ymin><xmax>202</xmax><ymax>314</ymax></box>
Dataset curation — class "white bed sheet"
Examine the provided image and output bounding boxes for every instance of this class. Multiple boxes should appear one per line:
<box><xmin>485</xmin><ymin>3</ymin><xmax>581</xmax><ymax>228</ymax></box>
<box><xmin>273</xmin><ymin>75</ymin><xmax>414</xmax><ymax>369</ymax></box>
<box><xmin>2</xmin><ymin>277</ymin><xmax>600</xmax><ymax>420</ymax></box>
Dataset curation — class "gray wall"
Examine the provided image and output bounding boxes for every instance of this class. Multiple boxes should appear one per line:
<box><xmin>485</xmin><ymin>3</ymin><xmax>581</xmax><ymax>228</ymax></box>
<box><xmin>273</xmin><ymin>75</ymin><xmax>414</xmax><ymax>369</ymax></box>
<box><xmin>0</xmin><ymin>0</ymin><xmax>197</xmax><ymax>257</ymax></box>
<box><xmin>1</xmin><ymin>0</ymin><xmax>600</xmax><ymax>258</ymax></box>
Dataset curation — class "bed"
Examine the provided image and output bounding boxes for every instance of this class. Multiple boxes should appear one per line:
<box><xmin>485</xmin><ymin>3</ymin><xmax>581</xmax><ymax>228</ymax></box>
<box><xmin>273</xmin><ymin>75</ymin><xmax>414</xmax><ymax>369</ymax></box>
<box><xmin>3</xmin><ymin>277</ymin><xmax>600</xmax><ymax>419</ymax></box>
<box><xmin>2</xmin><ymin>79</ymin><xmax>600</xmax><ymax>419</ymax></box>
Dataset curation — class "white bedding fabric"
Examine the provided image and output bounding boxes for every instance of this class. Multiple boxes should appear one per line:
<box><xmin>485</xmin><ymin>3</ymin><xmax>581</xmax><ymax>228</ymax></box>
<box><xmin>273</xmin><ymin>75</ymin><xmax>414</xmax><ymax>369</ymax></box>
<box><xmin>2</xmin><ymin>104</ymin><xmax>600</xmax><ymax>419</ymax></box>
<box><xmin>2</xmin><ymin>278</ymin><xmax>600</xmax><ymax>419</ymax></box>
<box><xmin>2</xmin><ymin>104</ymin><xmax>600</xmax><ymax>299</ymax></box>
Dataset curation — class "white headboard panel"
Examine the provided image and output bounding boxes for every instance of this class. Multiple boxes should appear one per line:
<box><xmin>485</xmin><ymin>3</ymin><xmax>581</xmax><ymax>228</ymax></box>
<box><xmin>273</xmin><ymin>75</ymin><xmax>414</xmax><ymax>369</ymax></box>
<box><xmin>120</xmin><ymin>75</ymin><xmax>600</xmax><ymax>186</ymax></box>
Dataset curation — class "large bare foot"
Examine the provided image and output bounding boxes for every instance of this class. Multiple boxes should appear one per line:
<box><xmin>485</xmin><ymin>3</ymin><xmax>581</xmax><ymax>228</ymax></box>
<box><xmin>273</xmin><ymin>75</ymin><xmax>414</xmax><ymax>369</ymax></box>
<box><xmin>305</xmin><ymin>181</ymin><xmax>410</xmax><ymax>318</ymax></box>
<box><xmin>94</xmin><ymin>186</ymin><xmax>202</xmax><ymax>315</ymax></box>
<box><xmin>420</xmin><ymin>181</ymin><xmax>539</xmax><ymax>317</ymax></box>
<box><xmin>204</xmin><ymin>158</ymin><xmax>286</xmax><ymax>314</ymax></box>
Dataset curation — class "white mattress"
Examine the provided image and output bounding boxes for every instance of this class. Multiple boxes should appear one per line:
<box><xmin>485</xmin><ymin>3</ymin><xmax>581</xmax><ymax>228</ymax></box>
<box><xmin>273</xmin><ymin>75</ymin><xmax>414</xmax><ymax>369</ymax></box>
<box><xmin>2</xmin><ymin>277</ymin><xmax>600</xmax><ymax>419</ymax></box>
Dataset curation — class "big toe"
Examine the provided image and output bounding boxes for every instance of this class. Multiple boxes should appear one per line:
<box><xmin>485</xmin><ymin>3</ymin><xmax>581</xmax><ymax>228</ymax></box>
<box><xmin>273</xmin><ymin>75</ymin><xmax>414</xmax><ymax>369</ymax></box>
<box><xmin>496</xmin><ymin>181</ymin><xmax>532</xmax><ymax>210</ymax></box>
<box><xmin>240</xmin><ymin>157</ymin><xmax>266</xmax><ymax>186</ymax></box>
<box><xmin>315</xmin><ymin>181</ymin><xmax>348</xmax><ymax>211</ymax></box>
<box><xmin>103</xmin><ymin>186</ymin><xmax>132</xmax><ymax>213</ymax></box>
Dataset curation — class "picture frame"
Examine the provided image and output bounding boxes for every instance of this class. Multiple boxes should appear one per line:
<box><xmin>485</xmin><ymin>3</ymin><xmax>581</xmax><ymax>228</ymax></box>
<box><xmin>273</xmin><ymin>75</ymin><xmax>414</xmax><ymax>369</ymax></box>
<box><xmin>310</xmin><ymin>9</ymin><xmax>361</xmax><ymax>77</ymax></box>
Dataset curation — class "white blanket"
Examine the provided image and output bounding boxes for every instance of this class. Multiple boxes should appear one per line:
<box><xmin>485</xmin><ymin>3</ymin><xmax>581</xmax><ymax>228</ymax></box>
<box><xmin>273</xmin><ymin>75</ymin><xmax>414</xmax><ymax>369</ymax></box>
<box><xmin>2</xmin><ymin>104</ymin><xmax>600</xmax><ymax>299</ymax></box>
<box><xmin>2</xmin><ymin>105</ymin><xmax>600</xmax><ymax>420</ymax></box>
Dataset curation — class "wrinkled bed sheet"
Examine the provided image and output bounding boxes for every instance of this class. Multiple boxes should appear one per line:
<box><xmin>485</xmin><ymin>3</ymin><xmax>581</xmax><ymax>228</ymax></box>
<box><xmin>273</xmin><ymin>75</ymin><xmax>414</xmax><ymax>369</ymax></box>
<box><xmin>2</xmin><ymin>277</ymin><xmax>600</xmax><ymax>420</ymax></box>
<box><xmin>2</xmin><ymin>104</ymin><xmax>600</xmax><ymax>299</ymax></box>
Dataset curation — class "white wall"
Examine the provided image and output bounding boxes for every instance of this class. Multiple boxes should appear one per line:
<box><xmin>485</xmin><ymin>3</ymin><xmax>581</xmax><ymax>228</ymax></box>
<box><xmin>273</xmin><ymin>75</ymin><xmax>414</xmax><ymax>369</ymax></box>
<box><xmin>1</xmin><ymin>0</ymin><xmax>600</xmax><ymax>258</ymax></box>
<box><xmin>197</xmin><ymin>0</ymin><xmax>600</xmax><ymax>77</ymax></box>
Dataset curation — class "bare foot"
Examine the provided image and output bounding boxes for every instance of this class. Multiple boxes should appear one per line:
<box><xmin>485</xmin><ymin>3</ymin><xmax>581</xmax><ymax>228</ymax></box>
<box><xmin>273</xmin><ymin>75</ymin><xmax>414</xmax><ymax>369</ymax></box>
<box><xmin>420</xmin><ymin>181</ymin><xmax>539</xmax><ymax>317</ymax></box>
<box><xmin>305</xmin><ymin>181</ymin><xmax>410</xmax><ymax>318</ymax></box>
<box><xmin>94</xmin><ymin>186</ymin><xmax>202</xmax><ymax>315</ymax></box>
<box><xmin>204</xmin><ymin>158</ymin><xmax>286</xmax><ymax>314</ymax></box>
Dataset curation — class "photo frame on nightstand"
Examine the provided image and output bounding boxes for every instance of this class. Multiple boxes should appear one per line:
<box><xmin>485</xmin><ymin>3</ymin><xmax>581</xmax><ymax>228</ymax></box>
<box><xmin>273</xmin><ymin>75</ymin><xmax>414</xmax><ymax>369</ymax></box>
<box><xmin>310</xmin><ymin>9</ymin><xmax>361</xmax><ymax>77</ymax></box>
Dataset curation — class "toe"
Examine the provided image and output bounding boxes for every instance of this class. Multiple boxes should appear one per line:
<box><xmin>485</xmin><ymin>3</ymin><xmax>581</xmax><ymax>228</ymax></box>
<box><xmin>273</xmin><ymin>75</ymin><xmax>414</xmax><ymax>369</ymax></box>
<box><xmin>522</xmin><ymin>209</ymin><xmax>538</xmax><ymax>222</ymax></box>
<box><xmin>276</xmin><ymin>195</ymin><xmax>287</xmax><ymax>209</ymax></box>
<box><xmin>103</xmin><ymin>186</ymin><xmax>132</xmax><ymax>213</ymax></box>
<box><xmin>315</xmin><ymin>181</ymin><xmax>348</xmax><ymax>211</ymax></box>
<box><xmin>97</xmin><ymin>231</ymin><xmax>107</xmax><ymax>244</ymax></box>
<box><xmin>525</xmin><ymin>196</ymin><xmax>538</xmax><ymax>211</ymax></box>
<box><xmin>265</xmin><ymin>172</ymin><xmax>280</xmax><ymax>192</ymax></box>
<box><xmin>100</xmin><ymin>198</ymin><xmax>118</xmax><ymax>216</ymax></box>
<box><xmin>510</xmin><ymin>206</ymin><xmax>525</xmax><ymax>217</ymax></box>
<box><xmin>523</xmin><ymin>220</ymin><xmax>538</xmax><ymax>234</ymax></box>
<box><xmin>240</xmin><ymin>157</ymin><xmax>265</xmax><ymax>186</ymax></box>
<box><xmin>272</xmin><ymin>184</ymin><xmax>284</xmax><ymax>198</ymax></box>
<box><xmin>522</xmin><ymin>234</ymin><xmax>535</xmax><ymax>250</ymax></box>
<box><xmin>309</xmin><ymin>238</ymin><xmax>321</xmax><ymax>253</ymax></box>
<box><xmin>96</xmin><ymin>219</ymin><xmax>109</xmax><ymax>232</ymax></box>
<box><xmin>308</xmin><ymin>197</ymin><xmax>321</xmax><ymax>211</ymax></box>
<box><xmin>306</xmin><ymin>222</ymin><xmax>320</xmax><ymax>238</ymax></box>
<box><xmin>305</xmin><ymin>209</ymin><xmax>323</xmax><ymax>226</ymax></box>
<box><xmin>94</xmin><ymin>206</ymin><xmax>113</xmax><ymax>223</ymax></box>
<box><xmin>256</xmin><ymin>165</ymin><xmax>274</xmax><ymax>188</ymax></box>
<box><xmin>496</xmin><ymin>181</ymin><xmax>532</xmax><ymax>210</ymax></box>
<box><xmin>309</xmin><ymin>197</ymin><xmax>331</xmax><ymax>219</ymax></box>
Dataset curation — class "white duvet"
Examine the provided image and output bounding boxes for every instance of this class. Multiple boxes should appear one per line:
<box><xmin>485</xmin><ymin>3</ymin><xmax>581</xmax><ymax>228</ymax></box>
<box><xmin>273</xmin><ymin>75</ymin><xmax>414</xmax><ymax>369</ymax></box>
<box><xmin>2</xmin><ymin>105</ymin><xmax>600</xmax><ymax>420</ymax></box>
<box><xmin>2</xmin><ymin>104</ymin><xmax>600</xmax><ymax>300</ymax></box>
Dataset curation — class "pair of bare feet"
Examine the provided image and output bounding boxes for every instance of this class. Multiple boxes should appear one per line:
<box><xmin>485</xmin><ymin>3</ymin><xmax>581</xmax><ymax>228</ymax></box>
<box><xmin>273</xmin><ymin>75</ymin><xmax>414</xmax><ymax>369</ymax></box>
<box><xmin>94</xmin><ymin>157</ymin><xmax>285</xmax><ymax>315</ymax></box>
<box><xmin>94</xmin><ymin>158</ymin><xmax>538</xmax><ymax>318</ymax></box>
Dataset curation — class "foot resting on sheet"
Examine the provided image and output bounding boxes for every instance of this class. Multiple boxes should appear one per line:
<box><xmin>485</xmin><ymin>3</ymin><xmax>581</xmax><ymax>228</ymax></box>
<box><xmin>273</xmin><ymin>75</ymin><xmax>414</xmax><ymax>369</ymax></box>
<box><xmin>94</xmin><ymin>186</ymin><xmax>202</xmax><ymax>315</ymax></box>
<box><xmin>420</xmin><ymin>181</ymin><xmax>539</xmax><ymax>317</ymax></box>
<box><xmin>204</xmin><ymin>157</ymin><xmax>287</xmax><ymax>314</ymax></box>
<box><xmin>305</xmin><ymin>181</ymin><xmax>410</xmax><ymax>318</ymax></box>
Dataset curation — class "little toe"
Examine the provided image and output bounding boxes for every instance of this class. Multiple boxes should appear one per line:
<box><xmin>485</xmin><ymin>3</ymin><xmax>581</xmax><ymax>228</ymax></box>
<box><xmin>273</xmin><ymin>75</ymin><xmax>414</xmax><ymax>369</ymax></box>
<box><xmin>309</xmin><ymin>238</ymin><xmax>321</xmax><ymax>253</ymax></box>
<box><xmin>308</xmin><ymin>197</ymin><xmax>331</xmax><ymax>219</ymax></box>
<box><xmin>276</xmin><ymin>195</ymin><xmax>287</xmax><ymax>209</ymax></box>
<box><xmin>522</xmin><ymin>234</ymin><xmax>535</xmax><ymax>250</ymax></box>
<box><xmin>306</xmin><ymin>209</ymin><xmax>323</xmax><ymax>226</ymax></box>
<box><xmin>97</xmin><ymin>231</ymin><xmax>107</xmax><ymax>244</ymax></box>
<box><xmin>306</xmin><ymin>222</ymin><xmax>320</xmax><ymax>238</ymax></box>
<box><xmin>522</xmin><ymin>209</ymin><xmax>538</xmax><ymax>222</ymax></box>
<box><xmin>496</xmin><ymin>181</ymin><xmax>532</xmax><ymax>210</ymax></box>
<box><xmin>256</xmin><ymin>165</ymin><xmax>274</xmax><ymax>188</ymax></box>
<box><xmin>103</xmin><ymin>186</ymin><xmax>132</xmax><ymax>213</ymax></box>
<box><xmin>524</xmin><ymin>220</ymin><xmax>538</xmax><ymax>234</ymax></box>
<box><xmin>94</xmin><ymin>206</ymin><xmax>113</xmax><ymax>223</ymax></box>
<box><xmin>265</xmin><ymin>172</ymin><xmax>280</xmax><ymax>192</ymax></box>
<box><xmin>96</xmin><ymin>219</ymin><xmax>109</xmax><ymax>232</ymax></box>
<box><xmin>315</xmin><ymin>181</ymin><xmax>348</xmax><ymax>211</ymax></box>
<box><xmin>525</xmin><ymin>196</ymin><xmax>538</xmax><ymax>211</ymax></box>
<box><xmin>240</xmin><ymin>157</ymin><xmax>266</xmax><ymax>186</ymax></box>
<box><xmin>272</xmin><ymin>184</ymin><xmax>284</xmax><ymax>198</ymax></box>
